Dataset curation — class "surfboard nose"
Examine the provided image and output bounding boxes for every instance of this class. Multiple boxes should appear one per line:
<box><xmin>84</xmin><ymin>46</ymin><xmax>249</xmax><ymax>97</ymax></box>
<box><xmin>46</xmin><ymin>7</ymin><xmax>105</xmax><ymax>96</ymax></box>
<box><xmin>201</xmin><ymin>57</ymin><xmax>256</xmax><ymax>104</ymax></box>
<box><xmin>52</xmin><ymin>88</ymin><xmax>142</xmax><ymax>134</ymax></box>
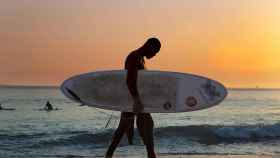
<box><xmin>65</xmin><ymin>87</ymin><xmax>82</xmax><ymax>102</ymax></box>
<box><xmin>61</xmin><ymin>79</ymin><xmax>82</xmax><ymax>103</ymax></box>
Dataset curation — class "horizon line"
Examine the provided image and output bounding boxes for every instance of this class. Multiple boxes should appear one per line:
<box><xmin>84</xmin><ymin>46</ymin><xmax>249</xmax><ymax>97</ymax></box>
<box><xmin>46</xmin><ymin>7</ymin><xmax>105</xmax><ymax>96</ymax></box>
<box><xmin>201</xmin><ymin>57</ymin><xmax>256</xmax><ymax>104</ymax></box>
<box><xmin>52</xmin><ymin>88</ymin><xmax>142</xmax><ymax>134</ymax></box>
<box><xmin>1</xmin><ymin>84</ymin><xmax>280</xmax><ymax>90</ymax></box>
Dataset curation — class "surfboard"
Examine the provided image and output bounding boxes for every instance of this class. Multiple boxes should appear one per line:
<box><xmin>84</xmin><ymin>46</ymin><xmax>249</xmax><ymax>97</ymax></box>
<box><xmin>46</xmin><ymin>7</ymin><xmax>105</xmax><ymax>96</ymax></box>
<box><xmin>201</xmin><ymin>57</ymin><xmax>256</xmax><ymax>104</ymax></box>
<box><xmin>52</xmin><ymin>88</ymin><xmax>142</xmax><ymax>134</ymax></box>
<box><xmin>61</xmin><ymin>70</ymin><xmax>227</xmax><ymax>113</ymax></box>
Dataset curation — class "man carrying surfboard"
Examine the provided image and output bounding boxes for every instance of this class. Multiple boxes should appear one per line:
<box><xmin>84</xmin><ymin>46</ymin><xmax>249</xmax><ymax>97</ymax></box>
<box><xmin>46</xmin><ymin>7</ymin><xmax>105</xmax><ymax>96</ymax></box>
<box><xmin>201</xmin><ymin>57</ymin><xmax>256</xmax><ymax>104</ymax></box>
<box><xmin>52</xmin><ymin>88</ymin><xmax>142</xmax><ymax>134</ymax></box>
<box><xmin>105</xmin><ymin>38</ymin><xmax>161</xmax><ymax>158</ymax></box>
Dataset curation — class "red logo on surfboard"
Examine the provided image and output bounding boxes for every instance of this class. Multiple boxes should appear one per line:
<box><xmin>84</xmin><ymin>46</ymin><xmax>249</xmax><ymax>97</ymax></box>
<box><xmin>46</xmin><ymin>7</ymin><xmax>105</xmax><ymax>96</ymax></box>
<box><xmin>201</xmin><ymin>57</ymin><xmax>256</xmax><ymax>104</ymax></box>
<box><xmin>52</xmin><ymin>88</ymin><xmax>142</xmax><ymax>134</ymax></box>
<box><xmin>186</xmin><ymin>96</ymin><xmax>197</xmax><ymax>107</ymax></box>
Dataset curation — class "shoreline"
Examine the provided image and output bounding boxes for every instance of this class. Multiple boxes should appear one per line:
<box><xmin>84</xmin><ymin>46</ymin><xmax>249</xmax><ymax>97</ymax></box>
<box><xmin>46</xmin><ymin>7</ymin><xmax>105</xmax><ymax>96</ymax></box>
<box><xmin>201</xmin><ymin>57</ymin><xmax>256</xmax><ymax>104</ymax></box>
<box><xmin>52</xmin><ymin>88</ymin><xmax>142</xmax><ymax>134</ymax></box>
<box><xmin>93</xmin><ymin>154</ymin><xmax>279</xmax><ymax>158</ymax></box>
<box><xmin>157</xmin><ymin>153</ymin><xmax>277</xmax><ymax>158</ymax></box>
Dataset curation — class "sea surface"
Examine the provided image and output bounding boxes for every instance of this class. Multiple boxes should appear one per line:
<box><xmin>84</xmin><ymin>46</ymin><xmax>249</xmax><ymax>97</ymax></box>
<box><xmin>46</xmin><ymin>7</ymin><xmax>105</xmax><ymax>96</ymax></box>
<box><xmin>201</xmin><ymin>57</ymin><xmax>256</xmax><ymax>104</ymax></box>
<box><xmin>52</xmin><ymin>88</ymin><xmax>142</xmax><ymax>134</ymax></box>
<box><xmin>1</xmin><ymin>87</ymin><xmax>280</xmax><ymax>157</ymax></box>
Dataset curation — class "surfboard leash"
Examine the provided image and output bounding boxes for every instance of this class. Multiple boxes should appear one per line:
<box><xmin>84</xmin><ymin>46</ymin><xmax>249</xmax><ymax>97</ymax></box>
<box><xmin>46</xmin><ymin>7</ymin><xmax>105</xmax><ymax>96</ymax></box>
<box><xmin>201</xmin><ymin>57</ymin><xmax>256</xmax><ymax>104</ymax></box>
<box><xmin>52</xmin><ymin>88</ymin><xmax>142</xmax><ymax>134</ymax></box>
<box><xmin>105</xmin><ymin>112</ymin><xmax>114</xmax><ymax>128</ymax></box>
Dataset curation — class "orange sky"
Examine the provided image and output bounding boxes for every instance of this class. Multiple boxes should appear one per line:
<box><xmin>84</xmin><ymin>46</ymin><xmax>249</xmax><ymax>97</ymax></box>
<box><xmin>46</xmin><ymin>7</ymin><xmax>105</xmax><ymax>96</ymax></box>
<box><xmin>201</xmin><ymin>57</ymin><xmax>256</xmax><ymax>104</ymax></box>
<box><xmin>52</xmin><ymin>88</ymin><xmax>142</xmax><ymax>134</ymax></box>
<box><xmin>1</xmin><ymin>0</ymin><xmax>280</xmax><ymax>88</ymax></box>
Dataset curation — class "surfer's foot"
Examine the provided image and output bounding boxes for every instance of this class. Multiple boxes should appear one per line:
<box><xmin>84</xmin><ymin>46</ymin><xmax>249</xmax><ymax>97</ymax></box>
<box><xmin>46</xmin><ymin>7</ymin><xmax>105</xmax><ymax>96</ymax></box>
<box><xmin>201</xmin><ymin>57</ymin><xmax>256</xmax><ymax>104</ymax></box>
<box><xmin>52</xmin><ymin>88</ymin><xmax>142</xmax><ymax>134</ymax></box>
<box><xmin>105</xmin><ymin>154</ymin><xmax>112</xmax><ymax>158</ymax></box>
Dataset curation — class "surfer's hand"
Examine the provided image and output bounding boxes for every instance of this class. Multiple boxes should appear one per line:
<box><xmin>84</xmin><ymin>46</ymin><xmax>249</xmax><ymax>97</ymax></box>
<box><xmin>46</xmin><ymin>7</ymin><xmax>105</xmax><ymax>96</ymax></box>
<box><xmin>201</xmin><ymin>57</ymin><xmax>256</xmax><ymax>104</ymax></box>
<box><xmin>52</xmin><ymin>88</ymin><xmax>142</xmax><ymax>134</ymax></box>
<box><xmin>133</xmin><ymin>98</ymin><xmax>144</xmax><ymax>113</ymax></box>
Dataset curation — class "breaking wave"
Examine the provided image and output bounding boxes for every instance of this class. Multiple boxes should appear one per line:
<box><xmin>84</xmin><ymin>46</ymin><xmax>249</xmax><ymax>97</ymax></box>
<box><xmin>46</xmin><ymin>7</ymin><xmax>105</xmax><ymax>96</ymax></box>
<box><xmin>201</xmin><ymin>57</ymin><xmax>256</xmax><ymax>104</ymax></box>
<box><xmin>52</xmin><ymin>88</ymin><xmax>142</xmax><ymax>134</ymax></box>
<box><xmin>2</xmin><ymin>123</ymin><xmax>280</xmax><ymax>148</ymax></box>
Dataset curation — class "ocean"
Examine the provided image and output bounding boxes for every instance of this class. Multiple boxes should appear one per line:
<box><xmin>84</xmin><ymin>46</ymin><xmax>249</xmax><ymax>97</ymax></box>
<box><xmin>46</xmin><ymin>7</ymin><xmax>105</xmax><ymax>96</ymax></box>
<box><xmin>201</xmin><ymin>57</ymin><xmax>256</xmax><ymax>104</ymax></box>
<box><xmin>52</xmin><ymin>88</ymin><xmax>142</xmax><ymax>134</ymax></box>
<box><xmin>1</xmin><ymin>87</ymin><xmax>280</xmax><ymax>158</ymax></box>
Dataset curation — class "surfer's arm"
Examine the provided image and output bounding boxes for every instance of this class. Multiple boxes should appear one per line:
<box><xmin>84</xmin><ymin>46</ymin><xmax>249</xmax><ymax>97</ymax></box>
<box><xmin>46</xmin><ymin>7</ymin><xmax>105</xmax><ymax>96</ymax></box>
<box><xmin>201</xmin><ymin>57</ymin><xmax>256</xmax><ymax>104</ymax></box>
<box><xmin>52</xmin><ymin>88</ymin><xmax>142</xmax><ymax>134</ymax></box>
<box><xmin>126</xmin><ymin>67</ymin><xmax>139</xmax><ymax>99</ymax></box>
<box><xmin>126</xmin><ymin>67</ymin><xmax>143</xmax><ymax>112</ymax></box>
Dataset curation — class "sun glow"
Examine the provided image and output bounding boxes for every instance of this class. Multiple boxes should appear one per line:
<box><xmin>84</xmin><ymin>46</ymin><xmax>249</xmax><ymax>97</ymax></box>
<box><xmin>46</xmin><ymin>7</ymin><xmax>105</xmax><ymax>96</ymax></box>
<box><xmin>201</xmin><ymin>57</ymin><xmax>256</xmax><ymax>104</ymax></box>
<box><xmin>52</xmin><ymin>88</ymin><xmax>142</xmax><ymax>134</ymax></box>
<box><xmin>1</xmin><ymin>0</ymin><xmax>280</xmax><ymax>88</ymax></box>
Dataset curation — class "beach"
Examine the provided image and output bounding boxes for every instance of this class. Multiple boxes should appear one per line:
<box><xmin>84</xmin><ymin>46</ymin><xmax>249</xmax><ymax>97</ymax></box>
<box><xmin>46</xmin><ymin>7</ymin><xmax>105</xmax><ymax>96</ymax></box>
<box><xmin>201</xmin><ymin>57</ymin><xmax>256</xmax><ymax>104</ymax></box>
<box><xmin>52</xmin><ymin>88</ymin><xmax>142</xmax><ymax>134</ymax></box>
<box><xmin>81</xmin><ymin>154</ymin><xmax>278</xmax><ymax>158</ymax></box>
<box><xmin>157</xmin><ymin>154</ymin><xmax>278</xmax><ymax>158</ymax></box>
<box><xmin>159</xmin><ymin>155</ymin><xmax>275</xmax><ymax>158</ymax></box>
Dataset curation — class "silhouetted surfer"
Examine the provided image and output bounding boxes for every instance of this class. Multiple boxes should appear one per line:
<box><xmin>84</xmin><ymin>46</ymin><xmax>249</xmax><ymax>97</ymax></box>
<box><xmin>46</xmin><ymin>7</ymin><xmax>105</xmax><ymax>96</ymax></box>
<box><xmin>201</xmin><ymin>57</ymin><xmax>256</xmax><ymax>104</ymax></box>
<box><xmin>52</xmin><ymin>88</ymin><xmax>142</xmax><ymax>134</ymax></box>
<box><xmin>106</xmin><ymin>38</ymin><xmax>161</xmax><ymax>158</ymax></box>
<box><xmin>45</xmin><ymin>101</ymin><xmax>54</xmax><ymax>110</ymax></box>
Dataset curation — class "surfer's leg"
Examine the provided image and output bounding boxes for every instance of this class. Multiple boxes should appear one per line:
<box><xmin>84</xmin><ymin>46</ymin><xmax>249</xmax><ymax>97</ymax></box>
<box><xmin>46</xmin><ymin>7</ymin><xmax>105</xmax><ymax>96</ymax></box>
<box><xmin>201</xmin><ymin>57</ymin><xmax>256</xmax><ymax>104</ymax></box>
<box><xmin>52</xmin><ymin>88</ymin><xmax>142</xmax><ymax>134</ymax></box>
<box><xmin>105</xmin><ymin>115</ymin><xmax>127</xmax><ymax>158</ymax></box>
<box><xmin>106</xmin><ymin>127</ymin><xmax>124</xmax><ymax>158</ymax></box>
<box><xmin>136</xmin><ymin>113</ymin><xmax>156</xmax><ymax>158</ymax></box>
<box><xmin>126</xmin><ymin>121</ymin><xmax>134</xmax><ymax>145</ymax></box>
<box><xmin>123</xmin><ymin>112</ymin><xmax>135</xmax><ymax>145</ymax></box>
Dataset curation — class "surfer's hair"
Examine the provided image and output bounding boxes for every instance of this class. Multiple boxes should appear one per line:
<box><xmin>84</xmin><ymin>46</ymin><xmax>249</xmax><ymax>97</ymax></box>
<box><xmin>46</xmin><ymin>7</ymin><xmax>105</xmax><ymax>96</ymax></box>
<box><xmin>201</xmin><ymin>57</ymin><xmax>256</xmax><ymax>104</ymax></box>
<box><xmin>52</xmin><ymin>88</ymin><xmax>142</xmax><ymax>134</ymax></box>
<box><xmin>144</xmin><ymin>37</ymin><xmax>161</xmax><ymax>53</ymax></box>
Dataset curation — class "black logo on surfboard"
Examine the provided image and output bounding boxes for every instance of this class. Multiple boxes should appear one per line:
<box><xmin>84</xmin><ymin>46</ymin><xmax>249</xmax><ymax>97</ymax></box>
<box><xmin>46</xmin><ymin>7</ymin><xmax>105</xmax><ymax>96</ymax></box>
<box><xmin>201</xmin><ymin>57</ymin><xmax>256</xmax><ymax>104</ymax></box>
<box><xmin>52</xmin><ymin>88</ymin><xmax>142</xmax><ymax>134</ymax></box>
<box><xmin>186</xmin><ymin>96</ymin><xmax>197</xmax><ymax>107</ymax></box>
<box><xmin>163</xmin><ymin>102</ymin><xmax>172</xmax><ymax>110</ymax></box>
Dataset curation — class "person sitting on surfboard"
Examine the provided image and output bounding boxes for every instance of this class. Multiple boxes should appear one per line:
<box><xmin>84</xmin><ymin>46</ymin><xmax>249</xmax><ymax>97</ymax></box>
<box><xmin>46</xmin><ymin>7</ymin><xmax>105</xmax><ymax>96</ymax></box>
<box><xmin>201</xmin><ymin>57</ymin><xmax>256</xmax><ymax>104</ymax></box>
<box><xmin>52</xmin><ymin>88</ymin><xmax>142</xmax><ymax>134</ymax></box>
<box><xmin>44</xmin><ymin>101</ymin><xmax>54</xmax><ymax>110</ymax></box>
<box><xmin>106</xmin><ymin>37</ymin><xmax>161</xmax><ymax>158</ymax></box>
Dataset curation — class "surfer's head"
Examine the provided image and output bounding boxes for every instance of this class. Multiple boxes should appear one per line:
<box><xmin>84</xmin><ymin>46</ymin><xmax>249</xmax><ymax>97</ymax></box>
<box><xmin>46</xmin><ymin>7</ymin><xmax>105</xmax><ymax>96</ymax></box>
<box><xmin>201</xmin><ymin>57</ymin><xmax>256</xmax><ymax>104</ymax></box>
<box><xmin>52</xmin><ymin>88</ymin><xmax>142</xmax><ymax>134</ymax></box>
<box><xmin>142</xmin><ymin>37</ymin><xmax>161</xmax><ymax>59</ymax></box>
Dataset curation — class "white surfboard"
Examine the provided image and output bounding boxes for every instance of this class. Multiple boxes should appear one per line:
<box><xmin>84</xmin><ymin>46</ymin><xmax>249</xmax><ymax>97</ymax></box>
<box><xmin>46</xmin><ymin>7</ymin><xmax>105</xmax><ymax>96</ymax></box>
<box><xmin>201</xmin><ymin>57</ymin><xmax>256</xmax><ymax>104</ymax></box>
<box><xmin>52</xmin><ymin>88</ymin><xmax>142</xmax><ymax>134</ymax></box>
<box><xmin>61</xmin><ymin>70</ymin><xmax>227</xmax><ymax>113</ymax></box>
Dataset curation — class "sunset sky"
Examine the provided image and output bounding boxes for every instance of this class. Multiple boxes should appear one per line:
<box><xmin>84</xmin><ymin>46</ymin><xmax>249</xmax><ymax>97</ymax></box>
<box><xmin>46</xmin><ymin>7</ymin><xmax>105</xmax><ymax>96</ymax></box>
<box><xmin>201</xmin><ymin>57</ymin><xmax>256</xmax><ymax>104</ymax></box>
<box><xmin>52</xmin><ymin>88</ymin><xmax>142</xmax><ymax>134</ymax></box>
<box><xmin>1</xmin><ymin>0</ymin><xmax>280</xmax><ymax>88</ymax></box>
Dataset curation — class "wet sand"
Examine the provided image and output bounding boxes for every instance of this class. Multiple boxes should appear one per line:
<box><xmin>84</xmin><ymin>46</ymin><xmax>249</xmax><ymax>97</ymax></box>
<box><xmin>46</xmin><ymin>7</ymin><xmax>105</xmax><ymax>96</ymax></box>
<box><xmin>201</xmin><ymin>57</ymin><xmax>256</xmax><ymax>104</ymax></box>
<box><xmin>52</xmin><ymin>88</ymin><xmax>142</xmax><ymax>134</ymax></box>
<box><xmin>157</xmin><ymin>155</ymin><xmax>277</xmax><ymax>158</ymax></box>
<box><xmin>108</xmin><ymin>154</ymin><xmax>278</xmax><ymax>158</ymax></box>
